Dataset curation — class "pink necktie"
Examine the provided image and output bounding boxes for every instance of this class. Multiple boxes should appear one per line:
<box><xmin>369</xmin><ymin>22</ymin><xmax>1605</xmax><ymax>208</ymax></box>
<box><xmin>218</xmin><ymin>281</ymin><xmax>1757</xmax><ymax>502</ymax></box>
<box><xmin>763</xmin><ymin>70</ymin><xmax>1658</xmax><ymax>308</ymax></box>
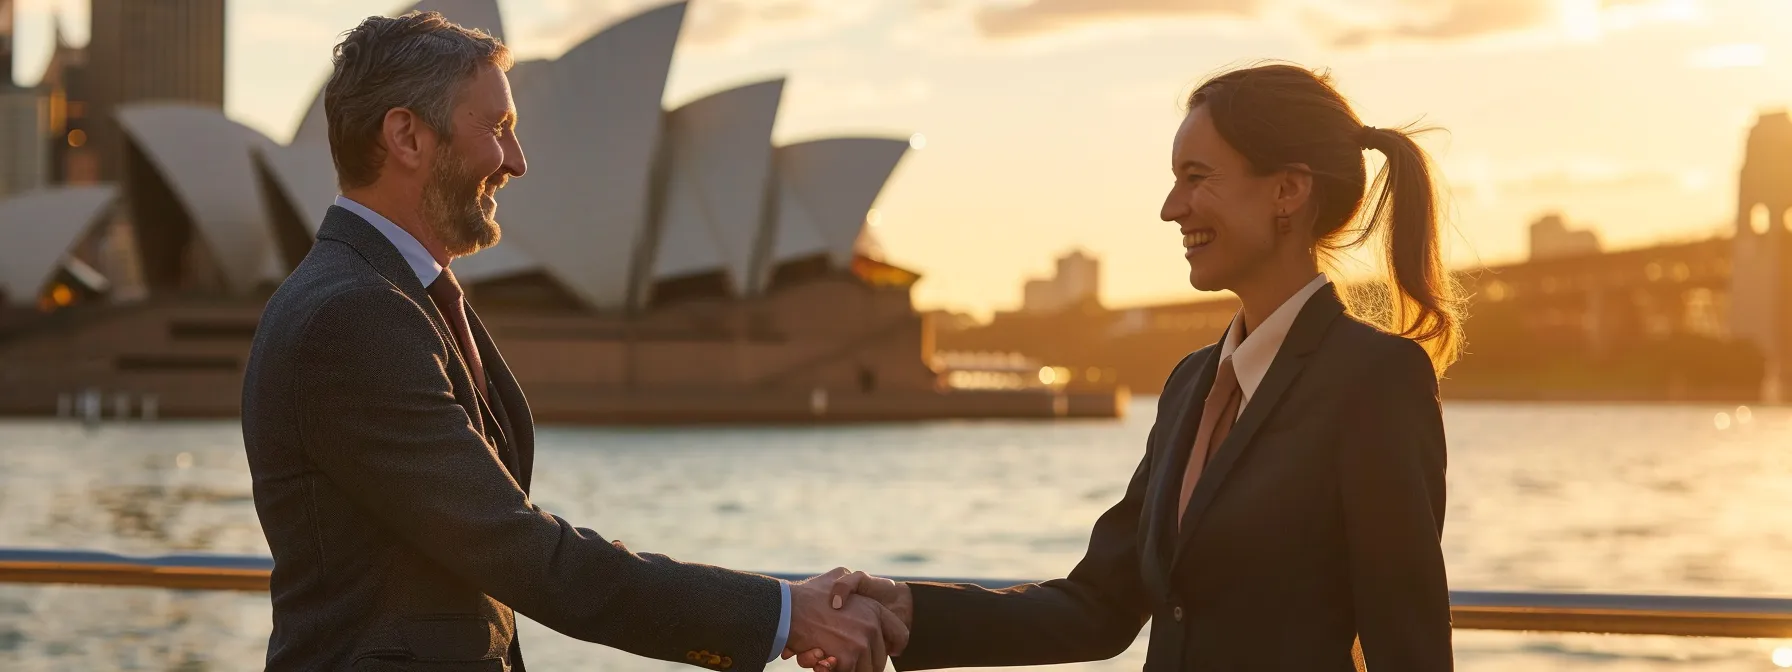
<box><xmin>1178</xmin><ymin>356</ymin><xmax>1241</xmax><ymax>528</ymax></box>
<box><xmin>426</xmin><ymin>268</ymin><xmax>487</xmax><ymax>397</ymax></box>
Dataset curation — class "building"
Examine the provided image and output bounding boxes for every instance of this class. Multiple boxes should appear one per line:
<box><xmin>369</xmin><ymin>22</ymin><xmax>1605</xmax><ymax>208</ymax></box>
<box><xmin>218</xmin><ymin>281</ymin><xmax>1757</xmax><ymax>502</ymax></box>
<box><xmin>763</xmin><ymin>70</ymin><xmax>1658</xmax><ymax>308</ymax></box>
<box><xmin>1021</xmin><ymin>248</ymin><xmax>1101</xmax><ymax>314</ymax></box>
<box><xmin>0</xmin><ymin>0</ymin><xmax>11</xmax><ymax>78</ymax></box>
<box><xmin>36</xmin><ymin>12</ymin><xmax>95</xmax><ymax>186</ymax></box>
<box><xmin>0</xmin><ymin>0</ymin><xmax>46</xmax><ymax>200</ymax></box>
<box><xmin>0</xmin><ymin>0</ymin><xmax>1123</xmax><ymax>422</ymax></box>
<box><xmin>86</xmin><ymin>0</ymin><xmax>226</xmax><ymax>182</ymax></box>
<box><xmin>0</xmin><ymin>87</ymin><xmax>45</xmax><ymax>199</ymax></box>
<box><xmin>1529</xmin><ymin>213</ymin><xmax>1601</xmax><ymax>261</ymax></box>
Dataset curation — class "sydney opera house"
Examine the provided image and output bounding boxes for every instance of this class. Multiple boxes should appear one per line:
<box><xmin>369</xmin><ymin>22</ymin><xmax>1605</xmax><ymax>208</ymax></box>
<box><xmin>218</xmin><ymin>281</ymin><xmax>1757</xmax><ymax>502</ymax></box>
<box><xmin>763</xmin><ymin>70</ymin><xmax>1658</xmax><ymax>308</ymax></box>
<box><xmin>0</xmin><ymin>1</ymin><xmax>1122</xmax><ymax>422</ymax></box>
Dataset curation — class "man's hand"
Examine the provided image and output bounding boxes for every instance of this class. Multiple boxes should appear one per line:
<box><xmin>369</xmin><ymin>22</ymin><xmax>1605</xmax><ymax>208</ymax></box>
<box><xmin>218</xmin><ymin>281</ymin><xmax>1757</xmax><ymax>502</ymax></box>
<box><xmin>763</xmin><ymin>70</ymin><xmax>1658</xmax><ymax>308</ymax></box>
<box><xmin>788</xmin><ymin>571</ymin><xmax>914</xmax><ymax>670</ymax></box>
<box><xmin>786</xmin><ymin>568</ymin><xmax>909</xmax><ymax>672</ymax></box>
<box><xmin>831</xmin><ymin>571</ymin><xmax>913</xmax><ymax>628</ymax></box>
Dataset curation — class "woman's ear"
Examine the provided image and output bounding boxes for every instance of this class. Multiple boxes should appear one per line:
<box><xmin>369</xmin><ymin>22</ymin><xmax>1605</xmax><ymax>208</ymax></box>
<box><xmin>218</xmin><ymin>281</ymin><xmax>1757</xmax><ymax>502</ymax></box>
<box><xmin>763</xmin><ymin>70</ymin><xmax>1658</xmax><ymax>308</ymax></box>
<box><xmin>1274</xmin><ymin>163</ymin><xmax>1314</xmax><ymax>215</ymax></box>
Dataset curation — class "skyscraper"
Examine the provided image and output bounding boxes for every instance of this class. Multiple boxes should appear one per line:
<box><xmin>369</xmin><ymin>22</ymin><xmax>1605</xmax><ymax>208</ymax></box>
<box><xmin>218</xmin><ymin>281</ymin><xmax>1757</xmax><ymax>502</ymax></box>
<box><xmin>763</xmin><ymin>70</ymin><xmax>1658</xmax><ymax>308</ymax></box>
<box><xmin>0</xmin><ymin>0</ymin><xmax>47</xmax><ymax>199</ymax></box>
<box><xmin>87</xmin><ymin>0</ymin><xmax>226</xmax><ymax>181</ymax></box>
<box><xmin>38</xmin><ymin>13</ymin><xmax>95</xmax><ymax>186</ymax></box>
<box><xmin>0</xmin><ymin>0</ymin><xmax>11</xmax><ymax>80</ymax></box>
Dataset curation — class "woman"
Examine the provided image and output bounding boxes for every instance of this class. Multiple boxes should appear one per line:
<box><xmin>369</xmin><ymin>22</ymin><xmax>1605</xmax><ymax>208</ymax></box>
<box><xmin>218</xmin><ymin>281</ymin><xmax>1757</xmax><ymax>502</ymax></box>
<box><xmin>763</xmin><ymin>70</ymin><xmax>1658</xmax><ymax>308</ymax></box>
<box><xmin>801</xmin><ymin>63</ymin><xmax>1460</xmax><ymax>671</ymax></box>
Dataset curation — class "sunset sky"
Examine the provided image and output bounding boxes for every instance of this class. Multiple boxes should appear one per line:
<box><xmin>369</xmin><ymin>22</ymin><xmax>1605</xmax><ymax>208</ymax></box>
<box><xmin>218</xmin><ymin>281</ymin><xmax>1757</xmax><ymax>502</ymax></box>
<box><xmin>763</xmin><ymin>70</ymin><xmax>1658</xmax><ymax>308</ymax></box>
<box><xmin>11</xmin><ymin>0</ymin><xmax>1792</xmax><ymax>317</ymax></box>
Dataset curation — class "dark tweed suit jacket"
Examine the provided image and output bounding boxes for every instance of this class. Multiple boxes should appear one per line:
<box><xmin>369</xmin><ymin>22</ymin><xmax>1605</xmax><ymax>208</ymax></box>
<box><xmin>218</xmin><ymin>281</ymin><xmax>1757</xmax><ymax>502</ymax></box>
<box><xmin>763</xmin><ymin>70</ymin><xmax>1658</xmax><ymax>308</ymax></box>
<box><xmin>893</xmin><ymin>286</ymin><xmax>1453</xmax><ymax>671</ymax></box>
<box><xmin>243</xmin><ymin>206</ymin><xmax>782</xmax><ymax>672</ymax></box>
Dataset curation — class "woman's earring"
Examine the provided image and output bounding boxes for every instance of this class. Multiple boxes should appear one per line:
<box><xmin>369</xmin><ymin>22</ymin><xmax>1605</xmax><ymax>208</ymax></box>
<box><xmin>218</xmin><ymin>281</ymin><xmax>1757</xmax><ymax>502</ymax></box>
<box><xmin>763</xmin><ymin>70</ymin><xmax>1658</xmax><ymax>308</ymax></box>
<box><xmin>1275</xmin><ymin>213</ymin><xmax>1292</xmax><ymax>235</ymax></box>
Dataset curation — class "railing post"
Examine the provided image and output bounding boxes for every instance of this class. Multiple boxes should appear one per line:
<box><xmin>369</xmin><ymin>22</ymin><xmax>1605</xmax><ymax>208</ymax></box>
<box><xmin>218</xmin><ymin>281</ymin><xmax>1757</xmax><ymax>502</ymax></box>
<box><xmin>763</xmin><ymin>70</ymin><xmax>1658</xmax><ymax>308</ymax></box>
<box><xmin>79</xmin><ymin>389</ymin><xmax>102</xmax><ymax>426</ymax></box>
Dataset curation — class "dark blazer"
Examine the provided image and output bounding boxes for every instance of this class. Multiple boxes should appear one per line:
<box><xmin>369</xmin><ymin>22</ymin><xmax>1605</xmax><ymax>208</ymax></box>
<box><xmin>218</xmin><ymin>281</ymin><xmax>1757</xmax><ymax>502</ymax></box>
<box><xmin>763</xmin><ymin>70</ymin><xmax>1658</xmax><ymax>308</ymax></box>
<box><xmin>243</xmin><ymin>206</ymin><xmax>782</xmax><ymax>672</ymax></box>
<box><xmin>895</xmin><ymin>285</ymin><xmax>1452</xmax><ymax>671</ymax></box>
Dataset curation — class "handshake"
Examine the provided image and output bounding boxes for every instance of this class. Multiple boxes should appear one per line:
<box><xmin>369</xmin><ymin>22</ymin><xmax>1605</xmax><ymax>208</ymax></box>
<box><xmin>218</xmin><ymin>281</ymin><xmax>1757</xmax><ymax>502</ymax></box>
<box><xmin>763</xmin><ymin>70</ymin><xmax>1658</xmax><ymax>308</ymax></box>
<box><xmin>782</xmin><ymin>569</ymin><xmax>913</xmax><ymax>672</ymax></box>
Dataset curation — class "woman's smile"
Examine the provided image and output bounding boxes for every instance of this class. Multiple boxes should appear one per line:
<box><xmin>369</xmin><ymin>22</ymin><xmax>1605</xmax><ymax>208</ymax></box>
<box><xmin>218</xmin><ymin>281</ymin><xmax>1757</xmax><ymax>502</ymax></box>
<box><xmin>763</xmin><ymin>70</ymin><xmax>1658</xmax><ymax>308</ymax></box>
<box><xmin>1182</xmin><ymin>228</ymin><xmax>1217</xmax><ymax>257</ymax></box>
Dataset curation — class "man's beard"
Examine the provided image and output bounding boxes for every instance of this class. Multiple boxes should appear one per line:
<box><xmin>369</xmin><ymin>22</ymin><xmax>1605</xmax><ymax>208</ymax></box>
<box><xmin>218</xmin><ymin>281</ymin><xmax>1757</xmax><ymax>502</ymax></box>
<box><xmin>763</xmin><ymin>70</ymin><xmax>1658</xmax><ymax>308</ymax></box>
<box><xmin>420</xmin><ymin>144</ymin><xmax>501</xmax><ymax>258</ymax></box>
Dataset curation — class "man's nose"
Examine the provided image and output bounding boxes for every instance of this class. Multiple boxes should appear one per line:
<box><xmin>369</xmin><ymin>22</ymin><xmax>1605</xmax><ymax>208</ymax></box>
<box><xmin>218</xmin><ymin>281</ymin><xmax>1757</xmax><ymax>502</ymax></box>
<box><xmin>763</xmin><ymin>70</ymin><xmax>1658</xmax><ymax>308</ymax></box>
<box><xmin>504</xmin><ymin>136</ymin><xmax>527</xmax><ymax>178</ymax></box>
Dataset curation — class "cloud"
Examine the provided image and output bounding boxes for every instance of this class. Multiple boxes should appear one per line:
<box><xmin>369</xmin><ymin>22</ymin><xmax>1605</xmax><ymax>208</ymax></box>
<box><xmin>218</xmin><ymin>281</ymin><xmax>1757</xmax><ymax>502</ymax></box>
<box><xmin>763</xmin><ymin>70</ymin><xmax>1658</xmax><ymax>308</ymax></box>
<box><xmin>782</xmin><ymin>75</ymin><xmax>934</xmax><ymax>118</ymax></box>
<box><xmin>682</xmin><ymin>0</ymin><xmax>822</xmax><ymax>45</ymax></box>
<box><xmin>932</xmin><ymin>0</ymin><xmax>1704</xmax><ymax>50</ymax></box>
<box><xmin>1601</xmin><ymin>0</ymin><xmax>1692</xmax><ymax>9</ymax></box>
<box><xmin>1450</xmin><ymin>158</ymin><xmax>1714</xmax><ymax>205</ymax></box>
<box><xmin>971</xmin><ymin>0</ymin><xmax>1259</xmax><ymax>40</ymax></box>
<box><xmin>1595</xmin><ymin>0</ymin><xmax>1702</xmax><ymax>30</ymax></box>
<box><xmin>1502</xmin><ymin>168</ymin><xmax>1682</xmax><ymax>195</ymax></box>
<box><xmin>519</xmin><ymin>0</ymin><xmax>866</xmax><ymax>55</ymax></box>
<box><xmin>921</xmin><ymin>0</ymin><xmax>1563</xmax><ymax>50</ymax></box>
<box><xmin>1311</xmin><ymin>0</ymin><xmax>1708</xmax><ymax>48</ymax></box>
<box><xmin>1318</xmin><ymin>0</ymin><xmax>1558</xmax><ymax>49</ymax></box>
<box><xmin>1686</xmin><ymin>43</ymin><xmax>1764</xmax><ymax>69</ymax></box>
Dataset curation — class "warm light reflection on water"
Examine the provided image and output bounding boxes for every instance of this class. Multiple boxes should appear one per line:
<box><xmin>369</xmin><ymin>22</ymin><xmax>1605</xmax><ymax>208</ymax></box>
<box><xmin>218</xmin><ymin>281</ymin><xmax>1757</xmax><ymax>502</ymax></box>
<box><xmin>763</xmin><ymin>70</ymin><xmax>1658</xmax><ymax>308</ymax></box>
<box><xmin>4</xmin><ymin>399</ymin><xmax>1792</xmax><ymax>670</ymax></box>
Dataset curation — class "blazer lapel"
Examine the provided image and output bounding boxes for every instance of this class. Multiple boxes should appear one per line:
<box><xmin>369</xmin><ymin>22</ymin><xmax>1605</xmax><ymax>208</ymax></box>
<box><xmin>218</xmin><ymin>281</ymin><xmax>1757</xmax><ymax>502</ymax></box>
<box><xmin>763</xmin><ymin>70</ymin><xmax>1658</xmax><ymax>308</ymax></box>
<box><xmin>1145</xmin><ymin>334</ymin><xmax>1228</xmax><ymax>563</ymax></box>
<box><xmin>467</xmin><ymin>305</ymin><xmax>532</xmax><ymax>490</ymax></box>
<box><xmin>1171</xmin><ymin>286</ymin><xmax>1346</xmax><ymax>568</ymax></box>
<box><xmin>1139</xmin><ymin>342</ymin><xmax>1223</xmax><ymax>592</ymax></box>
<box><xmin>315</xmin><ymin>206</ymin><xmax>486</xmax><ymax>435</ymax></box>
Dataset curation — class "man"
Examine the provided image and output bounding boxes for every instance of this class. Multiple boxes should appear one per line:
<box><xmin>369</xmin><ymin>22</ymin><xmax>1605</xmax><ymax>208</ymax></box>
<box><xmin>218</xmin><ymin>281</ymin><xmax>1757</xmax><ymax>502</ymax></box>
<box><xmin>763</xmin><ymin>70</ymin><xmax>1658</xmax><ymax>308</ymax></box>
<box><xmin>242</xmin><ymin>12</ymin><xmax>899</xmax><ymax>671</ymax></box>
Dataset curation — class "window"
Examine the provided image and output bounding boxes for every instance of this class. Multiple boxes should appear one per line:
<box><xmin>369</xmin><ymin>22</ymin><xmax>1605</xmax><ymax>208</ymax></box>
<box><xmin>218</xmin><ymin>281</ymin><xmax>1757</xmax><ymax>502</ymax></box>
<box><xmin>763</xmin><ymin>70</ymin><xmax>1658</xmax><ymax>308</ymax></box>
<box><xmin>1750</xmin><ymin>203</ymin><xmax>1771</xmax><ymax>235</ymax></box>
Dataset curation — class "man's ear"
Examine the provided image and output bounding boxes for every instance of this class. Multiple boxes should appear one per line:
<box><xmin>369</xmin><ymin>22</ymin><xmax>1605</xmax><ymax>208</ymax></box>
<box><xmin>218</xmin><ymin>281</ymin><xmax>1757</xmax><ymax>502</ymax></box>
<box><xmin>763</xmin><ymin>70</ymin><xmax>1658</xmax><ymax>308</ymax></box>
<box><xmin>381</xmin><ymin>108</ymin><xmax>432</xmax><ymax>172</ymax></box>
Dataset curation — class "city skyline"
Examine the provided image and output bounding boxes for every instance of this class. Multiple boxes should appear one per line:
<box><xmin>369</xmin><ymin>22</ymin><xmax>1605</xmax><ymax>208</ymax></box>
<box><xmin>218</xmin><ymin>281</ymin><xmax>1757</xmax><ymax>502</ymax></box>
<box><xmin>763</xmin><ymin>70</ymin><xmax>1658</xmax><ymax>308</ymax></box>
<box><xmin>7</xmin><ymin>0</ymin><xmax>1792</xmax><ymax>318</ymax></box>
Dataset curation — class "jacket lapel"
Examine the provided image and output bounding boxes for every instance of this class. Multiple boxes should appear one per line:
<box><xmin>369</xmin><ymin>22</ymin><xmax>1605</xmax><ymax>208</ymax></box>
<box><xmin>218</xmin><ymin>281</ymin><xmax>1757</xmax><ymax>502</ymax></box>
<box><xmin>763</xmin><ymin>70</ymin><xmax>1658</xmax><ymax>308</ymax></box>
<box><xmin>315</xmin><ymin>206</ymin><xmax>486</xmax><ymax>436</ymax></box>
<box><xmin>1138</xmin><ymin>342</ymin><xmax>1223</xmax><ymax>593</ymax></box>
<box><xmin>467</xmin><ymin>305</ymin><xmax>533</xmax><ymax>490</ymax></box>
<box><xmin>1171</xmin><ymin>285</ymin><xmax>1346</xmax><ymax>568</ymax></box>
<box><xmin>1144</xmin><ymin>333</ymin><xmax>1227</xmax><ymax>564</ymax></box>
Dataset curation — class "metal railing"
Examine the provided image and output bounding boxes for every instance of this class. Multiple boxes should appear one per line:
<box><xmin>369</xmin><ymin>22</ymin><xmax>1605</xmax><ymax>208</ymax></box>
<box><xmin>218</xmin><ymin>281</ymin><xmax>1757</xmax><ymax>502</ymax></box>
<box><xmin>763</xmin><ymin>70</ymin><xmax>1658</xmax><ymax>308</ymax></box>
<box><xmin>5</xmin><ymin>547</ymin><xmax>1792</xmax><ymax>639</ymax></box>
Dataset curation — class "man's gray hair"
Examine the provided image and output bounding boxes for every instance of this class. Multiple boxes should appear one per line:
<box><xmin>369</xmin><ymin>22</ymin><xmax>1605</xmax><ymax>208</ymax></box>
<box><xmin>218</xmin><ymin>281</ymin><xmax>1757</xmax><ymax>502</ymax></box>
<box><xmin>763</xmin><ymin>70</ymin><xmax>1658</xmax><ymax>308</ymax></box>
<box><xmin>324</xmin><ymin>11</ymin><xmax>512</xmax><ymax>190</ymax></box>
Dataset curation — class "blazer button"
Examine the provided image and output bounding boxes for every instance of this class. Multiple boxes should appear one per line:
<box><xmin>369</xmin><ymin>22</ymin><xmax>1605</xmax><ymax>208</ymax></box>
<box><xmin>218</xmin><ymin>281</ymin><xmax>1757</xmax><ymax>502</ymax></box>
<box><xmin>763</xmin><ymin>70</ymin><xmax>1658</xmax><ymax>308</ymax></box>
<box><xmin>1172</xmin><ymin>606</ymin><xmax>1184</xmax><ymax>622</ymax></box>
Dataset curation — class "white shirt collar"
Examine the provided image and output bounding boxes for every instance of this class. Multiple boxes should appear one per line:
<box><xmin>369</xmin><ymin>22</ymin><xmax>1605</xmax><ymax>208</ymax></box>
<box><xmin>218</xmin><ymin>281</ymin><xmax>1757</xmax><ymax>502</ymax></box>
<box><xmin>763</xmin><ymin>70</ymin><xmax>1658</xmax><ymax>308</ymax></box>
<box><xmin>1218</xmin><ymin>273</ymin><xmax>1331</xmax><ymax>405</ymax></box>
<box><xmin>334</xmin><ymin>195</ymin><xmax>444</xmax><ymax>286</ymax></box>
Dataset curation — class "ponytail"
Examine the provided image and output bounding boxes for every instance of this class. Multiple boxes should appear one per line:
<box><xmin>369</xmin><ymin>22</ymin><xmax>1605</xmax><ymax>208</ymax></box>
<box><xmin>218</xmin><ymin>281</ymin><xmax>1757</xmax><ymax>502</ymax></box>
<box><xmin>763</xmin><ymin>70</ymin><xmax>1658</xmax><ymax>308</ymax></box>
<box><xmin>1349</xmin><ymin>125</ymin><xmax>1462</xmax><ymax>374</ymax></box>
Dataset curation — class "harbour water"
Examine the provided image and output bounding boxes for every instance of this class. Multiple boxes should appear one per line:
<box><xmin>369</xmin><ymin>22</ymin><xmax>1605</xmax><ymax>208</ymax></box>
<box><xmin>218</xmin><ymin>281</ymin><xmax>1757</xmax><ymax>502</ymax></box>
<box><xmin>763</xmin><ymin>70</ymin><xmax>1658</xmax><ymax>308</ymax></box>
<box><xmin>3</xmin><ymin>398</ymin><xmax>1792</xmax><ymax>670</ymax></box>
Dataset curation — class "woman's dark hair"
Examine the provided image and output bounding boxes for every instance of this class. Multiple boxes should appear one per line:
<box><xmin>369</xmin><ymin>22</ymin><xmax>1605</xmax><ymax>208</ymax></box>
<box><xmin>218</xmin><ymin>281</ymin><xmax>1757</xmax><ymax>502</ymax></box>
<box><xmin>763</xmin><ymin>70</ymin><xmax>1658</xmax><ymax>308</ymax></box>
<box><xmin>1187</xmin><ymin>62</ymin><xmax>1462</xmax><ymax>373</ymax></box>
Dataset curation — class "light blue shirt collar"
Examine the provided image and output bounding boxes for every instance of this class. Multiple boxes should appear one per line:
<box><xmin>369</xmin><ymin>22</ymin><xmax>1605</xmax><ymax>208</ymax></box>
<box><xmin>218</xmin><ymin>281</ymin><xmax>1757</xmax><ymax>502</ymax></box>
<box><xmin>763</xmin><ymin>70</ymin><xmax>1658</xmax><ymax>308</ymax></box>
<box><xmin>334</xmin><ymin>195</ymin><xmax>444</xmax><ymax>287</ymax></box>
